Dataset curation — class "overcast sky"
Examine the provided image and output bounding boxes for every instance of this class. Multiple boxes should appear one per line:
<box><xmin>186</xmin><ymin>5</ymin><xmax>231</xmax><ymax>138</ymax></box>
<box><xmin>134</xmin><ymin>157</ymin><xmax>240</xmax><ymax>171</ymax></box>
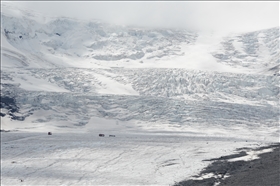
<box><xmin>4</xmin><ymin>1</ymin><xmax>279</xmax><ymax>33</ymax></box>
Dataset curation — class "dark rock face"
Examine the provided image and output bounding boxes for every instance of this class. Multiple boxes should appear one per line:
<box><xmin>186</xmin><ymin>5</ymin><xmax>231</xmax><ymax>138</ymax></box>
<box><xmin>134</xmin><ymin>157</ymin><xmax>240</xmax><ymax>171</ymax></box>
<box><xmin>1</xmin><ymin>95</ymin><xmax>28</xmax><ymax>121</ymax></box>
<box><xmin>174</xmin><ymin>144</ymin><xmax>280</xmax><ymax>186</ymax></box>
<box><xmin>1</xmin><ymin>96</ymin><xmax>19</xmax><ymax>113</ymax></box>
<box><xmin>0</xmin><ymin>83</ymin><xmax>37</xmax><ymax>121</ymax></box>
<box><xmin>218</xmin><ymin>144</ymin><xmax>280</xmax><ymax>186</ymax></box>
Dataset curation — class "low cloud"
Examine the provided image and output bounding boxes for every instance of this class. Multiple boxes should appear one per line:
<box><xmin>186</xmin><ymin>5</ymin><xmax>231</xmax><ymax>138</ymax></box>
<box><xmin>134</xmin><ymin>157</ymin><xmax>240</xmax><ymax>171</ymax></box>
<box><xmin>3</xmin><ymin>1</ymin><xmax>279</xmax><ymax>33</ymax></box>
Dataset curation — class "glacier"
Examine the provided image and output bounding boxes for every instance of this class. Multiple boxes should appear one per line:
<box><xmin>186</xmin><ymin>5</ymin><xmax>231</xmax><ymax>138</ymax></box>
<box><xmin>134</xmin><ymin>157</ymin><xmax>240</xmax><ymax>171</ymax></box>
<box><xmin>1</xmin><ymin>3</ymin><xmax>279</xmax><ymax>186</ymax></box>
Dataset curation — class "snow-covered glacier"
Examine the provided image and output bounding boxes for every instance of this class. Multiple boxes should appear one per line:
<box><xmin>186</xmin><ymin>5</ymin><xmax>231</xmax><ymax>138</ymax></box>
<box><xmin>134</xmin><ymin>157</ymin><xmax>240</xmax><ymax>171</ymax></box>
<box><xmin>1</xmin><ymin>3</ymin><xmax>279</xmax><ymax>186</ymax></box>
<box><xmin>1</xmin><ymin>68</ymin><xmax>279</xmax><ymax>128</ymax></box>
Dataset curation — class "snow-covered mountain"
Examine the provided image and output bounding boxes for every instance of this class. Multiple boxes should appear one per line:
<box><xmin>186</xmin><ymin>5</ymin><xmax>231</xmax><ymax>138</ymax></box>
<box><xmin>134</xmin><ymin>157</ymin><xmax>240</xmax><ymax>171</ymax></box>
<box><xmin>1</xmin><ymin>3</ymin><xmax>279</xmax><ymax>132</ymax></box>
<box><xmin>1</xmin><ymin>3</ymin><xmax>279</xmax><ymax>186</ymax></box>
<box><xmin>1</xmin><ymin>3</ymin><xmax>196</xmax><ymax>69</ymax></box>
<box><xmin>212</xmin><ymin>27</ymin><xmax>279</xmax><ymax>73</ymax></box>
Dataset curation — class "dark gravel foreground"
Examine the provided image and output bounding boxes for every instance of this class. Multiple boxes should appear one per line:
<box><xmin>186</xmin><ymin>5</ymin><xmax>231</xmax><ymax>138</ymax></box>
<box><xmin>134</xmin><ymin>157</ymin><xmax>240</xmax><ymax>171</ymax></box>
<box><xmin>174</xmin><ymin>143</ymin><xmax>280</xmax><ymax>186</ymax></box>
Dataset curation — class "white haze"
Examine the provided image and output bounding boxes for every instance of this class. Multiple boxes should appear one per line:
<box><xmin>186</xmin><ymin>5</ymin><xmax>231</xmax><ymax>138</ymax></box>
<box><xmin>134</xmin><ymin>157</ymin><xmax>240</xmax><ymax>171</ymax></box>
<box><xmin>2</xmin><ymin>1</ymin><xmax>279</xmax><ymax>34</ymax></box>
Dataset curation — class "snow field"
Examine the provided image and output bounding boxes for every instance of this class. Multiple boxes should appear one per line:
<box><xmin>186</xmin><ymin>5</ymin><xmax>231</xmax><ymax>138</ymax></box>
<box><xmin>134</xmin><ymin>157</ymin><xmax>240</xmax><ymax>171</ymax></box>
<box><xmin>1</xmin><ymin>132</ymin><xmax>266</xmax><ymax>186</ymax></box>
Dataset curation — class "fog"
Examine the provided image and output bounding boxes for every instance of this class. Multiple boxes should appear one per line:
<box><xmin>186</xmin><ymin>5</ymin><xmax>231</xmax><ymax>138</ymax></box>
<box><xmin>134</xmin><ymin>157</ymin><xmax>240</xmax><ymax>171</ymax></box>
<box><xmin>3</xmin><ymin>1</ymin><xmax>279</xmax><ymax>33</ymax></box>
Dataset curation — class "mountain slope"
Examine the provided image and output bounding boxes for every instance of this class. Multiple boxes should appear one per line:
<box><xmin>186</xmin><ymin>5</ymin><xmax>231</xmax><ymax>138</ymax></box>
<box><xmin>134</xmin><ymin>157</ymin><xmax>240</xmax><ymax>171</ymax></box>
<box><xmin>0</xmin><ymin>3</ymin><xmax>279</xmax><ymax>138</ymax></box>
<box><xmin>1</xmin><ymin>3</ymin><xmax>279</xmax><ymax>186</ymax></box>
<box><xmin>212</xmin><ymin>27</ymin><xmax>279</xmax><ymax>72</ymax></box>
<box><xmin>1</xmin><ymin>3</ymin><xmax>197</xmax><ymax>69</ymax></box>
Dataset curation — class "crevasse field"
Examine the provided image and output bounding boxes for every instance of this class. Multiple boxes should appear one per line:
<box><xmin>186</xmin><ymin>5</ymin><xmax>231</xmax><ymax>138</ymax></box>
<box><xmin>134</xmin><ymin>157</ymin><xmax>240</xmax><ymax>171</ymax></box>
<box><xmin>1</xmin><ymin>3</ymin><xmax>279</xmax><ymax>186</ymax></box>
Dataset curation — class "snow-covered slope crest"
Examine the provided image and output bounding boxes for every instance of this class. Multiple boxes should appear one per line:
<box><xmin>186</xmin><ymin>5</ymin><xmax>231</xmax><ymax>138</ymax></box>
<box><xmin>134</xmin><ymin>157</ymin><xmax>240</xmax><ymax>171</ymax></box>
<box><xmin>212</xmin><ymin>27</ymin><xmax>279</xmax><ymax>72</ymax></box>
<box><xmin>2</xmin><ymin>3</ymin><xmax>279</xmax><ymax>73</ymax></box>
<box><xmin>1</xmin><ymin>3</ymin><xmax>196</xmax><ymax>69</ymax></box>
